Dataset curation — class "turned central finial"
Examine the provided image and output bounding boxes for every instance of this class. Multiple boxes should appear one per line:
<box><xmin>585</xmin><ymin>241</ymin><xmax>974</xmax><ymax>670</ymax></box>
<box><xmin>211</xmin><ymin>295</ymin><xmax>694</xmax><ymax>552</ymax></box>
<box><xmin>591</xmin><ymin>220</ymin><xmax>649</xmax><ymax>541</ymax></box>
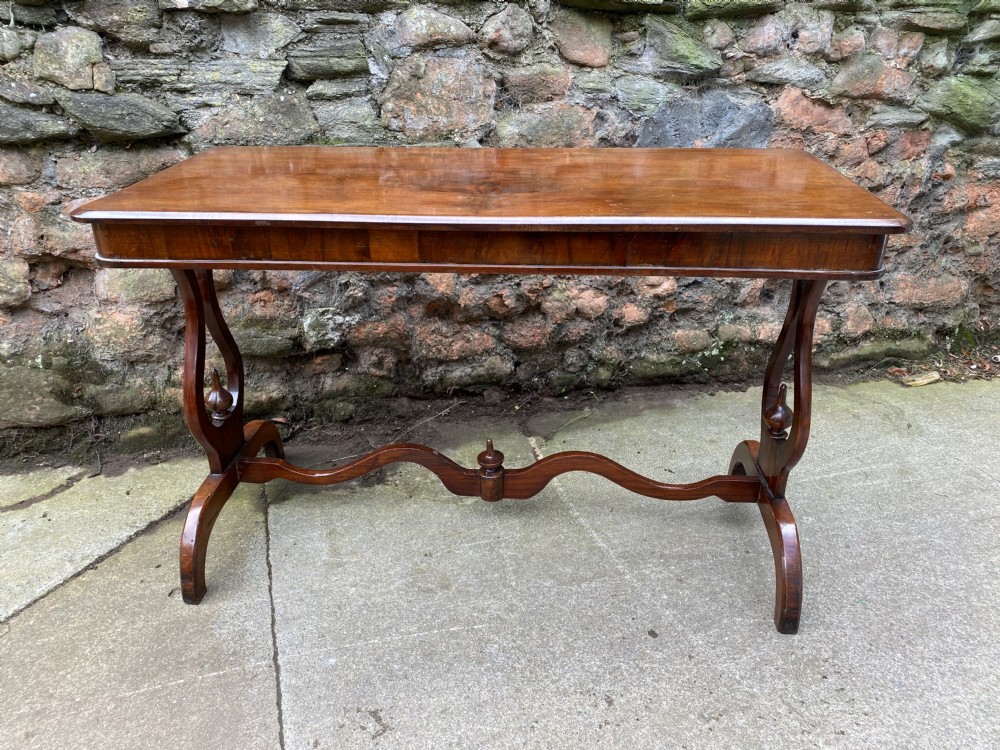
<box><xmin>764</xmin><ymin>383</ymin><xmax>792</xmax><ymax>440</ymax></box>
<box><xmin>206</xmin><ymin>368</ymin><xmax>234</xmax><ymax>427</ymax></box>
<box><xmin>478</xmin><ymin>438</ymin><xmax>504</xmax><ymax>471</ymax></box>
<box><xmin>477</xmin><ymin>439</ymin><xmax>505</xmax><ymax>502</ymax></box>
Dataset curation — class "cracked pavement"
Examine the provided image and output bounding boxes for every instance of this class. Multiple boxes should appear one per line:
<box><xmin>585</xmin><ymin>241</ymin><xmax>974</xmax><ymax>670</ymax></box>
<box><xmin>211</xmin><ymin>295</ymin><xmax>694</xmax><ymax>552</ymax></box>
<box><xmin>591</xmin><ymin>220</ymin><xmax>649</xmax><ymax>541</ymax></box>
<box><xmin>2</xmin><ymin>380</ymin><xmax>999</xmax><ymax>749</ymax></box>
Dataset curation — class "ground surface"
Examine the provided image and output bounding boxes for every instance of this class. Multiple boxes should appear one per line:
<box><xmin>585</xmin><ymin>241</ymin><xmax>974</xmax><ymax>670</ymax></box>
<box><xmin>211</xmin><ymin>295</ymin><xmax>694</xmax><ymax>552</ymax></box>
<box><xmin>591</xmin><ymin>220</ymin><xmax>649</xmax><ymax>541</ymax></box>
<box><xmin>2</xmin><ymin>379</ymin><xmax>999</xmax><ymax>749</ymax></box>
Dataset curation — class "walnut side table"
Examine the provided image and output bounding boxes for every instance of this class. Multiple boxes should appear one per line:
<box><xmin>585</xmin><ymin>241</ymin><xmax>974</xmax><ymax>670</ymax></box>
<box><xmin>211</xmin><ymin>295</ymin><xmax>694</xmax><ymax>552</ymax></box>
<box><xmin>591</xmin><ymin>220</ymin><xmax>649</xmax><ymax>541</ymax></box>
<box><xmin>73</xmin><ymin>147</ymin><xmax>910</xmax><ymax>634</ymax></box>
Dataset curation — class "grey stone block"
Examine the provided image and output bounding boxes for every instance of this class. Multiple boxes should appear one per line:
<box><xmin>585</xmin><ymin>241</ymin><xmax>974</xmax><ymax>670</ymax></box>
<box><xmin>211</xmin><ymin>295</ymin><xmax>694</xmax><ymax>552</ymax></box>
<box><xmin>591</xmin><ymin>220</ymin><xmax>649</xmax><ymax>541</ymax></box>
<box><xmin>287</xmin><ymin>36</ymin><xmax>369</xmax><ymax>80</ymax></box>
<box><xmin>33</xmin><ymin>27</ymin><xmax>103</xmax><ymax>90</ymax></box>
<box><xmin>58</xmin><ymin>92</ymin><xmax>184</xmax><ymax>142</ymax></box>
<box><xmin>0</xmin><ymin>102</ymin><xmax>78</xmax><ymax>144</ymax></box>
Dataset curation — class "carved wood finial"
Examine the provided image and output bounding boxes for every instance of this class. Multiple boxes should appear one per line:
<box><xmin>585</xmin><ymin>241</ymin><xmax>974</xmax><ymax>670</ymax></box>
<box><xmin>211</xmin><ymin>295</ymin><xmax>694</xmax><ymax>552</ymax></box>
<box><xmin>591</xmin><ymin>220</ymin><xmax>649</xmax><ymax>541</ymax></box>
<box><xmin>478</xmin><ymin>439</ymin><xmax>504</xmax><ymax>470</ymax></box>
<box><xmin>477</xmin><ymin>438</ymin><xmax>505</xmax><ymax>502</ymax></box>
<box><xmin>764</xmin><ymin>383</ymin><xmax>792</xmax><ymax>440</ymax></box>
<box><xmin>206</xmin><ymin>368</ymin><xmax>234</xmax><ymax>427</ymax></box>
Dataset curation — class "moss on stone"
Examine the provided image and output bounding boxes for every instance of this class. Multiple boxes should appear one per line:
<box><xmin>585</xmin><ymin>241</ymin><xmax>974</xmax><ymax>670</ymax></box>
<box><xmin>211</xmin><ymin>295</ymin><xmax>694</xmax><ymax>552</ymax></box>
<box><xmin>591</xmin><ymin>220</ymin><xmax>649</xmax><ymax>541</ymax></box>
<box><xmin>560</xmin><ymin>0</ymin><xmax>679</xmax><ymax>12</ymax></box>
<box><xmin>920</xmin><ymin>75</ymin><xmax>1000</xmax><ymax>133</ymax></box>
<box><xmin>686</xmin><ymin>0</ymin><xmax>782</xmax><ymax>20</ymax></box>
<box><xmin>0</xmin><ymin>366</ymin><xmax>90</xmax><ymax>429</ymax></box>
<box><xmin>815</xmin><ymin>335</ymin><xmax>935</xmax><ymax>370</ymax></box>
<box><xmin>949</xmin><ymin>323</ymin><xmax>977</xmax><ymax>353</ymax></box>
<box><xmin>313</xmin><ymin>398</ymin><xmax>356</xmax><ymax>423</ymax></box>
<box><xmin>971</xmin><ymin>0</ymin><xmax>1000</xmax><ymax>12</ymax></box>
<box><xmin>80</xmin><ymin>381</ymin><xmax>157</xmax><ymax>417</ymax></box>
<box><xmin>640</xmin><ymin>16</ymin><xmax>723</xmax><ymax>78</ymax></box>
<box><xmin>891</xmin><ymin>10</ymin><xmax>969</xmax><ymax>34</ymax></box>
<box><xmin>421</xmin><ymin>356</ymin><xmax>514</xmax><ymax>391</ymax></box>
<box><xmin>628</xmin><ymin>352</ymin><xmax>701</xmax><ymax>382</ymax></box>
<box><xmin>95</xmin><ymin>268</ymin><xmax>176</xmax><ymax>304</ymax></box>
<box><xmin>589</xmin><ymin>364</ymin><xmax>618</xmax><ymax>388</ymax></box>
<box><xmin>231</xmin><ymin>321</ymin><xmax>299</xmax><ymax>358</ymax></box>
<box><xmin>547</xmin><ymin>371</ymin><xmax>582</xmax><ymax>394</ymax></box>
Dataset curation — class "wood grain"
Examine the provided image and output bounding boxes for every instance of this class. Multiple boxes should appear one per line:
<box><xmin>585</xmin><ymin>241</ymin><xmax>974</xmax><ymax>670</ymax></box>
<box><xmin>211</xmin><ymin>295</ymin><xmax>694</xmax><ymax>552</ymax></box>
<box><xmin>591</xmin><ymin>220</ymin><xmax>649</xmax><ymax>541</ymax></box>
<box><xmin>237</xmin><ymin>447</ymin><xmax>762</xmax><ymax>504</ymax></box>
<box><xmin>73</xmin><ymin>147</ymin><xmax>910</xmax><ymax>234</ymax></box>
<box><xmin>91</xmin><ymin>225</ymin><xmax>888</xmax><ymax>279</ymax></box>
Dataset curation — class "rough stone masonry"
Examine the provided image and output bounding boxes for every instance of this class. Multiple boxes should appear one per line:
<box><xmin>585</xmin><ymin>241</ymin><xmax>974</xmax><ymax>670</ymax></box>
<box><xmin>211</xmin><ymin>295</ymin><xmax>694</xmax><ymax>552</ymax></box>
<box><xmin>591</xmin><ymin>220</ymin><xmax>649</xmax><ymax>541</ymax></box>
<box><xmin>0</xmin><ymin>0</ymin><xmax>998</xmax><ymax>431</ymax></box>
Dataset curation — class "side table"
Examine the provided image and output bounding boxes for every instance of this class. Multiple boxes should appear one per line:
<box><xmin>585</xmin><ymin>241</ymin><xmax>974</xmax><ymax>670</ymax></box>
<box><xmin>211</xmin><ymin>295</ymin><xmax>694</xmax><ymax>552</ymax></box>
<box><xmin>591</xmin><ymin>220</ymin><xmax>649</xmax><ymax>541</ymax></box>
<box><xmin>73</xmin><ymin>147</ymin><xmax>910</xmax><ymax>633</ymax></box>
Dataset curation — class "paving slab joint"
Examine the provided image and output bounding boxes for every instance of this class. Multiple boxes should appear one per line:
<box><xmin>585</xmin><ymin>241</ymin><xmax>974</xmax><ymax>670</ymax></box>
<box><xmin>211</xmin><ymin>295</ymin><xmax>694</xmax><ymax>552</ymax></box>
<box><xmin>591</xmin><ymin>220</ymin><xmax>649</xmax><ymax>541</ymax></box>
<box><xmin>263</xmin><ymin>488</ymin><xmax>287</xmax><ymax>750</ymax></box>
<box><xmin>0</xmin><ymin>467</ymin><xmax>92</xmax><ymax>514</ymax></box>
<box><xmin>0</xmin><ymin>501</ymin><xmax>188</xmax><ymax>625</ymax></box>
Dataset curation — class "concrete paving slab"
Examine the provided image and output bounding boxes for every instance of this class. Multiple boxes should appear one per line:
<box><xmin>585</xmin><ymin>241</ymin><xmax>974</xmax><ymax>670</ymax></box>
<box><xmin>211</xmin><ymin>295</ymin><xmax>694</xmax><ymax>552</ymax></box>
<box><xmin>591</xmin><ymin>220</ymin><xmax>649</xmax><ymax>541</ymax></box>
<box><xmin>0</xmin><ymin>464</ymin><xmax>83</xmax><ymax>510</ymax></box>
<box><xmin>268</xmin><ymin>420</ymin><xmax>636</xmax><ymax>747</ymax></box>
<box><xmin>263</xmin><ymin>382</ymin><xmax>1000</xmax><ymax>749</ymax></box>
<box><xmin>0</xmin><ymin>485</ymin><xmax>279</xmax><ymax>750</ymax></box>
<box><xmin>0</xmin><ymin>457</ymin><xmax>205</xmax><ymax>620</ymax></box>
<box><xmin>528</xmin><ymin>388</ymin><xmax>766</xmax><ymax>607</ymax></box>
<box><xmin>1</xmin><ymin>379</ymin><xmax>996</xmax><ymax>749</ymax></box>
<box><xmin>829</xmin><ymin>379</ymin><xmax>1000</xmax><ymax>483</ymax></box>
<box><xmin>793</xmin><ymin>382</ymin><xmax>998</xmax><ymax>506</ymax></box>
<box><xmin>525</xmin><ymin>381</ymin><xmax>1000</xmax><ymax>749</ymax></box>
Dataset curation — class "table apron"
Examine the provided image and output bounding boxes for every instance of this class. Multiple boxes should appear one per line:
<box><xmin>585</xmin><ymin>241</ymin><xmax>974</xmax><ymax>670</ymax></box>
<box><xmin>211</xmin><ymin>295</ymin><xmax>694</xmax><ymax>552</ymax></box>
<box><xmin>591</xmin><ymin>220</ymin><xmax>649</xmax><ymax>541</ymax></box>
<box><xmin>93</xmin><ymin>224</ymin><xmax>887</xmax><ymax>280</ymax></box>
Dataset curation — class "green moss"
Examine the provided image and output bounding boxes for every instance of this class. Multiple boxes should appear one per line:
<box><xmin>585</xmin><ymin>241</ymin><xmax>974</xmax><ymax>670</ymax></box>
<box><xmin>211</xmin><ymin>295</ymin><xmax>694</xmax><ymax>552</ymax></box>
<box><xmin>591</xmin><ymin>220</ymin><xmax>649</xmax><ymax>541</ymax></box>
<box><xmin>343</xmin><ymin>375</ymin><xmax>395</xmax><ymax>399</ymax></box>
<box><xmin>950</xmin><ymin>323</ymin><xmax>977</xmax><ymax>353</ymax></box>
<box><xmin>685</xmin><ymin>0</ymin><xmax>782</xmax><ymax>19</ymax></box>
<box><xmin>118</xmin><ymin>413</ymin><xmax>192</xmax><ymax>453</ymax></box>
<box><xmin>34</xmin><ymin>334</ymin><xmax>107</xmax><ymax>385</ymax></box>
<box><xmin>559</xmin><ymin>0</ymin><xmax>678</xmax><ymax>12</ymax></box>
<box><xmin>628</xmin><ymin>352</ymin><xmax>702</xmax><ymax>383</ymax></box>
<box><xmin>589</xmin><ymin>364</ymin><xmax>618</xmax><ymax>388</ymax></box>
<box><xmin>313</xmin><ymin>399</ymin><xmax>356</xmax><ymax>423</ymax></box>
<box><xmin>98</xmin><ymin>268</ymin><xmax>175</xmax><ymax>304</ymax></box>
<box><xmin>547</xmin><ymin>372</ymin><xmax>581</xmax><ymax>394</ymax></box>
<box><xmin>232</xmin><ymin>319</ymin><xmax>299</xmax><ymax>358</ymax></box>
<box><xmin>920</xmin><ymin>76</ymin><xmax>1000</xmax><ymax>133</ymax></box>
<box><xmin>0</xmin><ymin>366</ymin><xmax>88</xmax><ymax>429</ymax></box>
<box><xmin>645</xmin><ymin>17</ymin><xmax>724</xmax><ymax>77</ymax></box>
<box><xmin>815</xmin><ymin>335</ymin><xmax>936</xmax><ymax>370</ymax></box>
<box><xmin>80</xmin><ymin>382</ymin><xmax>157</xmax><ymax>417</ymax></box>
<box><xmin>971</xmin><ymin>0</ymin><xmax>1000</xmax><ymax>13</ymax></box>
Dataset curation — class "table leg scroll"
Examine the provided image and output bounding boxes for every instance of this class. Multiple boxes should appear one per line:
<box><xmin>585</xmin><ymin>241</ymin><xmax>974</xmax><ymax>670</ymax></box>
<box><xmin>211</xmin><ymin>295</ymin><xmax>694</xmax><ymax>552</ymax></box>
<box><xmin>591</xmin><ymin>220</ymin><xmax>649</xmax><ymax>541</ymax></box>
<box><xmin>731</xmin><ymin>439</ymin><xmax>803</xmax><ymax>634</ymax></box>
<box><xmin>759</xmin><ymin>493</ymin><xmax>802</xmax><ymax>634</ymax></box>
<box><xmin>172</xmin><ymin>269</ymin><xmax>253</xmax><ymax>603</ymax></box>
<box><xmin>180</xmin><ymin>465</ymin><xmax>239</xmax><ymax>604</ymax></box>
<box><xmin>242</xmin><ymin>419</ymin><xmax>285</xmax><ymax>460</ymax></box>
<box><xmin>729</xmin><ymin>279</ymin><xmax>826</xmax><ymax>634</ymax></box>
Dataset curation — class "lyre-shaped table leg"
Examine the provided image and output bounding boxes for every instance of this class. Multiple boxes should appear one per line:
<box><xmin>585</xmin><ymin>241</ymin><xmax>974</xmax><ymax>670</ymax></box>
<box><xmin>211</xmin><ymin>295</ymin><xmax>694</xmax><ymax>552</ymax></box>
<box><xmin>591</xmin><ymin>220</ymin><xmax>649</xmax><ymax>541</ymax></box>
<box><xmin>171</xmin><ymin>270</ymin><xmax>287</xmax><ymax>603</ymax></box>
<box><xmin>731</xmin><ymin>279</ymin><xmax>826</xmax><ymax>634</ymax></box>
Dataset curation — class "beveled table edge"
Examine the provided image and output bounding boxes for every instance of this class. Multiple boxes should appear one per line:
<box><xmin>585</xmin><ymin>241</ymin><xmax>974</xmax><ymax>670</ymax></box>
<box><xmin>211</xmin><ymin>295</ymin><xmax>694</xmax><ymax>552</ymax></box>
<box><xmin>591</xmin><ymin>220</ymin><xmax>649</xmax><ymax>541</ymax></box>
<box><xmin>72</xmin><ymin>211</ymin><xmax>911</xmax><ymax>235</ymax></box>
<box><xmin>94</xmin><ymin>252</ymin><xmax>886</xmax><ymax>281</ymax></box>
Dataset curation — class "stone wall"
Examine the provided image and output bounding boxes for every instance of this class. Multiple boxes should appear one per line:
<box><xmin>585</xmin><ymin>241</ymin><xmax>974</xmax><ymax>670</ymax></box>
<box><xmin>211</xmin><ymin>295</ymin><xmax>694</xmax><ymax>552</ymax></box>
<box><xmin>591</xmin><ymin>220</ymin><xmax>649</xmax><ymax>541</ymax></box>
<box><xmin>1</xmin><ymin>0</ymin><xmax>998</xmax><ymax>430</ymax></box>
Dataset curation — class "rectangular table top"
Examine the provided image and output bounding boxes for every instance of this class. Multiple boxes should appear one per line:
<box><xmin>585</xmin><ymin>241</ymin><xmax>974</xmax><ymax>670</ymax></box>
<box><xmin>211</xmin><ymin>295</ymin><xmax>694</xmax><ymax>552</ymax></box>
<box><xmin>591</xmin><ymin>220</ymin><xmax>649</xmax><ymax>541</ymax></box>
<box><xmin>72</xmin><ymin>147</ymin><xmax>910</xmax><ymax>280</ymax></box>
<box><xmin>74</xmin><ymin>146</ymin><xmax>908</xmax><ymax>233</ymax></box>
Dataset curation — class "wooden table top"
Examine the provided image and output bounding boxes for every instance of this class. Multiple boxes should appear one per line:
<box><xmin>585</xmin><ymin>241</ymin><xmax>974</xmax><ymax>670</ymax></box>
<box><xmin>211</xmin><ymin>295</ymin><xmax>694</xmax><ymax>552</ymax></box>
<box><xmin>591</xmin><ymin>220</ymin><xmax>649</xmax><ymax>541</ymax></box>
<box><xmin>72</xmin><ymin>146</ymin><xmax>909</xmax><ymax>235</ymax></box>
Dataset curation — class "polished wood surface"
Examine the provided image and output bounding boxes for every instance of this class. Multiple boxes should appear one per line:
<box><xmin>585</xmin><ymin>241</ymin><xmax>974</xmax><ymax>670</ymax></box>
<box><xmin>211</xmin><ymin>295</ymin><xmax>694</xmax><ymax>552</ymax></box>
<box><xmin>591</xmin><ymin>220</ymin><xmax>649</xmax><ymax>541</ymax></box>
<box><xmin>73</xmin><ymin>147</ymin><xmax>909</xmax><ymax>233</ymax></box>
<box><xmin>76</xmin><ymin>147</ymin><xmax>911</xmax><ymax>633</ymax></box>
<box><xmin>237</xmin><ymin>444</ymin><xmax>762</xmax><ymax>503</ymax></box>
<box><xmin>73</xmin><ymin>147</ymin><xmax>907</xmax><ymax>280</ymax></box>
<box><xmin>90</xmin><ymin>224</ymin><xmax>887</xmax><ymax>280</ymax></box>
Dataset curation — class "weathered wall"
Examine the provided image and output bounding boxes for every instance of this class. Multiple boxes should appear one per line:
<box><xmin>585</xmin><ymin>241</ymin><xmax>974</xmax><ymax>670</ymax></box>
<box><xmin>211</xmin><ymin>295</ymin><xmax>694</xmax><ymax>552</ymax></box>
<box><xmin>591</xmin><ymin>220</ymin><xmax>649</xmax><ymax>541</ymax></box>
<box><xmin>0</xmin><ymin>0</ymin><xmax>998</xmax><ymax>430</ymax></box>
